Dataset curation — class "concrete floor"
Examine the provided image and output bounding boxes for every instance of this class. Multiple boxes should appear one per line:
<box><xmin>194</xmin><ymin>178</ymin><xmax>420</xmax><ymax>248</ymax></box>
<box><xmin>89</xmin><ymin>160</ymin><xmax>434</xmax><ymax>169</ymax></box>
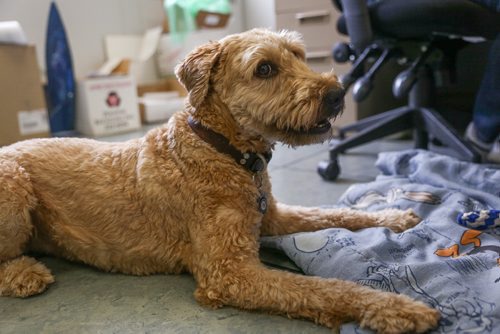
<box><xmin>0</xmin><ymin>128</ymin><xmax>412</xmax><ymax>334</ymax></box>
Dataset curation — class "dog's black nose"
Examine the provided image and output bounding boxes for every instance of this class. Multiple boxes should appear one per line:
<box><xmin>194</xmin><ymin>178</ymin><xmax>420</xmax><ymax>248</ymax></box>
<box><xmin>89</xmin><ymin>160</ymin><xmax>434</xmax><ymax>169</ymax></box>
<box><xmin>323</xmin><ymin>88</ymin><xmax>345</xmax><ymax>116</ymax></box>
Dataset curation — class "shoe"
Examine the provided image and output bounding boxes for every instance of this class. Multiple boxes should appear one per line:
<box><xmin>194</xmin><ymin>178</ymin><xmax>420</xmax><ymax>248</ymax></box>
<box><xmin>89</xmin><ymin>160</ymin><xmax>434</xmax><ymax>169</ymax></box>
<box><xmin>487</xmin><ymin>139</ymin><xmax>500</xmax><ymax>164</ymax></box>
<box><xmin>465</xmin><ymin>123</ymin><xmax>500</xmax><ymax>164</ymax></box>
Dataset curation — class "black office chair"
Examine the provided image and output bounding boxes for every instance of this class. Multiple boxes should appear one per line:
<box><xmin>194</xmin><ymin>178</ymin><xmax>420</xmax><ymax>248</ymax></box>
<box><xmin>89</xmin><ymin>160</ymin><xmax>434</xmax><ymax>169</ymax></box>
<box><xmin>317</xmin><ymin>0</ymin><xmax>500</xmax><ymax>181</ymax></box>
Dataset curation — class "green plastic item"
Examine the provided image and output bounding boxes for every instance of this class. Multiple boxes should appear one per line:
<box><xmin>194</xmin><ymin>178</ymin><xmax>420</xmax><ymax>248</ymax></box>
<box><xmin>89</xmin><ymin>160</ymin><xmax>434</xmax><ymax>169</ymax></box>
<box><xmin>164</xmin><ymin>0</ymin><xmax>231</xmax><ymax>44</ymax></box>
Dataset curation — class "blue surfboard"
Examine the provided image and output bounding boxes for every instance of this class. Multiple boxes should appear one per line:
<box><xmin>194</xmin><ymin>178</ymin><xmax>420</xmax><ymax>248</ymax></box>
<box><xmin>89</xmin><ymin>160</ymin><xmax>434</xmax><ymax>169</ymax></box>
<box><xmin>45</xmin><ymin>1</ymin><xmax>76</xmax><ymax>134</ymax></box>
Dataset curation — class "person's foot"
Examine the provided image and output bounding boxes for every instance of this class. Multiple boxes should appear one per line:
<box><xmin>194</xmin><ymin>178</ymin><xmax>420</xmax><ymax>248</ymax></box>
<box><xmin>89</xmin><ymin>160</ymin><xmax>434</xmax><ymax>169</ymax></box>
<box><xmin>465</xmin><ymin>123</ymin><xmax>500</xmax><ymax>164</ymax></box>
<box><xmin>488</xmin><ymin>140</ymin><xmax>500</xmax><ymax>163</ymax></box>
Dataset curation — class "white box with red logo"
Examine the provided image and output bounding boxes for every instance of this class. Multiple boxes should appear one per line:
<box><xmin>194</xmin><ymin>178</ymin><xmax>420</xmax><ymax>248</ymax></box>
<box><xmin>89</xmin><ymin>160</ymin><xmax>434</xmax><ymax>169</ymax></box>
<box><xmin>76</xmin><ymin>75</ymin><xmax>141</xmax><ymax>137</ymax></box>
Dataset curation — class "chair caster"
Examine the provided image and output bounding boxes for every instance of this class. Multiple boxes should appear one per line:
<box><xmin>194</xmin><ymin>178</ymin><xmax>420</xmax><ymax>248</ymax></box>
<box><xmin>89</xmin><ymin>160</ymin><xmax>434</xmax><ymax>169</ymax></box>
<box><xmin>329</xmin><ymin>139</ymin><xmax>347</xmax><ymax>154</ymax></box>
<box><xmin>317</xmin><ymin>159</ymin><xmax>341</xmax><ymax>181</ymax></box>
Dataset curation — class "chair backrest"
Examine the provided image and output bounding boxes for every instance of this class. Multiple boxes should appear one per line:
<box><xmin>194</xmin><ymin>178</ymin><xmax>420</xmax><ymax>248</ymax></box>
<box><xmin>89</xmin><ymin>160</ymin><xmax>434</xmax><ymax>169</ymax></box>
<box><xmin>338</xmin><ymin>0</ymin><xmax>500</xmax><ymax>42</ymax></box>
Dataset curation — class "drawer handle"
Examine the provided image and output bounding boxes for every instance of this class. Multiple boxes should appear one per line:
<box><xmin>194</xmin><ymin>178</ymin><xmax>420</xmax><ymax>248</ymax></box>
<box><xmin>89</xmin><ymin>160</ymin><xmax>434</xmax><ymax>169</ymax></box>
<box><xmin>295</xmin><ymin>10</ymin><xmax>330</xmax><ymax>21</ymax></box>
<box><xmin>306</xmin><ymin>51</ymin><xmax>331</xmax><ymax>61</ymax></box>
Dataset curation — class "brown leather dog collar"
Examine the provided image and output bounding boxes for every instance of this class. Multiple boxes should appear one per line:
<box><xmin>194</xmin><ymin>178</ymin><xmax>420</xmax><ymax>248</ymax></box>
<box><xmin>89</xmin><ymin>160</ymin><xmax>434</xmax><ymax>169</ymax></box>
<box><xmin>187</xmin><ymin>116</ymin><xmax>272</xmax><ymax>174</ymax></box>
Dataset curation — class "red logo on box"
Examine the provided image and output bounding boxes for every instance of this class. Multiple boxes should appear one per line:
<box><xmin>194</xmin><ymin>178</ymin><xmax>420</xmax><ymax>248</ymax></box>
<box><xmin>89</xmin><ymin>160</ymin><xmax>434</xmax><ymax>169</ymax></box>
<box><xmin>106</xmin><ymin>91</ymin><xmax>121</xmax><ymax>107</ymax></box>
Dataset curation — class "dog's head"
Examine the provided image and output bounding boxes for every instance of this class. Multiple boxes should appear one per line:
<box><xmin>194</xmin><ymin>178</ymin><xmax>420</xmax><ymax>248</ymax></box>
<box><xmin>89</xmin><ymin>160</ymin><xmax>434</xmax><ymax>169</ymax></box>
<box><xmin>175</xmin><ymin>29</ymin><xmax>344</xmax><ymax>146</ymax></box>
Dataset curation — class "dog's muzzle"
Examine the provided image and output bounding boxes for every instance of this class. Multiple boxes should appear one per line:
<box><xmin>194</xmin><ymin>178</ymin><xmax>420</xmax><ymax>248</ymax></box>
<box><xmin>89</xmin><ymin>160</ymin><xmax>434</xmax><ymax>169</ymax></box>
<box><xmin>322</xmin><ymin>88</ymin><xmax>345</xmax><ymax>118</ymax></box>
<box><xmin>287</xmin><ymin>87</ymin><xmax>346</xmax><ymax>136</ymax></box>
<box><xmin>296</xmin><ymin>88</ymin><xmax>344</xmax><ymax>135</ymax></box>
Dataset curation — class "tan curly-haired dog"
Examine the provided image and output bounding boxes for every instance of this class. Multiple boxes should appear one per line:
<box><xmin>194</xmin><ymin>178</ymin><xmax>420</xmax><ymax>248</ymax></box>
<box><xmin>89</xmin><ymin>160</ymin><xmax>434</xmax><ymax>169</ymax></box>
<box><xmin>0</xmin><ymin>29</ymin><xmax>439</xmax><ymax>332</ymax></box>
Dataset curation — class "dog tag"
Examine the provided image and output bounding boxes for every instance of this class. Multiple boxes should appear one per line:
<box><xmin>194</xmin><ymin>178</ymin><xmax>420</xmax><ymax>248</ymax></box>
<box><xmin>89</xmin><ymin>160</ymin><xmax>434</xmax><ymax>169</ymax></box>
<box><xmin>257</xmin><ymin>193</ymin><xmax>267</xmax><ymax>214</ymax></box>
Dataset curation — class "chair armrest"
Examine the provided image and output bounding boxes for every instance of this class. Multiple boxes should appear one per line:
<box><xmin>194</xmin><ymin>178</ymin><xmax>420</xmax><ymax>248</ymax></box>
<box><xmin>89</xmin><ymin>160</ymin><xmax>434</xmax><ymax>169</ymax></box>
<box><xmin>340</xmin><ymin>0</ymin><xmax>374</xmax><ymax>53</ymax></box>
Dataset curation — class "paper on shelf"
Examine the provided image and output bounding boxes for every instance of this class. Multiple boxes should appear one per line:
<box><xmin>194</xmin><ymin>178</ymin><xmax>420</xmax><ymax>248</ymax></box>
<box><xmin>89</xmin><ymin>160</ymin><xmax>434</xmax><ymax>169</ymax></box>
<box><xmin>0</xmin><ymin>21</ymin><xmax>28</xmax><ymax>45</ymax></box>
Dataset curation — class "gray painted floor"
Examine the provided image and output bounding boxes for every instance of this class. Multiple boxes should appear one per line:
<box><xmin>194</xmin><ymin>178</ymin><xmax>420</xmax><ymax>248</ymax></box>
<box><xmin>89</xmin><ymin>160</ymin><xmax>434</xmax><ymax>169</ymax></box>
<box><xmin>0</xmin><ymin>127</ymin><xmax>412</xmax><ymax>334</ymax></box>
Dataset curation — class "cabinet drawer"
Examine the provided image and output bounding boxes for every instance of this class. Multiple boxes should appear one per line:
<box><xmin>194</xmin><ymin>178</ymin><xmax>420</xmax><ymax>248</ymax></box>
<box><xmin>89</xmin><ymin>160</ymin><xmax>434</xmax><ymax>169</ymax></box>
<box><xmin>275</xmin><ymin>0</ymin><xmax>332</xmax><ymax>14</ymax></box>
<box><xmin>306</xmin><ymin>50</ymin><xmax>333</xmax><ymax>73</ymax></box>
<box><xmin>276</xmin><ymin>9</ymin><xmax>338</xmax><ymax>49</ymax></box>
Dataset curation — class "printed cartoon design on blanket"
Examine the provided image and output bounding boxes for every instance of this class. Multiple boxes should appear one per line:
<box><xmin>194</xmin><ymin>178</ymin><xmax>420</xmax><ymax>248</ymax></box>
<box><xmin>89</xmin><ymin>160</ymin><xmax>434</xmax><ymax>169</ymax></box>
<box><xmin>261</xmin><ymin>151</ymin><xmax>500</xmax><ymax>333</ymax></box>
<box><xmin>457</xmin><ymin>199</ymin><xmax>489</xmax><ymax>213</ymax></box>
<box><xmin>290</xmin><ymin>228</ymin><xmax>498</xmax><ymax>333</ymax></box>
<box><xmin>357</xmin><ymin>263</ymin><xmax>495</xmax><ymax>333</ymax></box>
<box><xmin>292</xmin><ymin>232</ymin><xmax>330</xmax><ymax>253</ymax></box>
<box><xmin>435</xmin><ymin>230</ymin><xmax>500</xmax><ymax>283</ymax></box>
<box><xmin>457</xmin><ymin>210</ymin><xmax>500</xmax><ymax>231</ymax></box>
<box><xmin>345</xmin><ymin>188</ymin><xmax>442</xmax><ymax>209</ymax></box>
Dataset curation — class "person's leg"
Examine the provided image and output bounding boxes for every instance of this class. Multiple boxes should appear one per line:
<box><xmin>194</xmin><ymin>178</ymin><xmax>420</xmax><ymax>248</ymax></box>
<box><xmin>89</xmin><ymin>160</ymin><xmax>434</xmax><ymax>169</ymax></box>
<box><xmin>470</xmin><ymin>0</ymin><xmax>500</xmax><ymax>13</ymax></box>
<box><xmin>472</xmin><ymin>32</ymin><xmax>500</xmax><ymax>143</ymax></box>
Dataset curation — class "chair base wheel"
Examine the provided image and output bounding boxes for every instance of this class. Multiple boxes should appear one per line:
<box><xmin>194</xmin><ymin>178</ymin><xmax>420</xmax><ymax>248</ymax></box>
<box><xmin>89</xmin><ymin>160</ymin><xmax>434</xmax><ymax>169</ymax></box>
<box><xmin>317</xmin><ymin>159</ymin><xmax>341</xmax><ymax>181</ymax></box>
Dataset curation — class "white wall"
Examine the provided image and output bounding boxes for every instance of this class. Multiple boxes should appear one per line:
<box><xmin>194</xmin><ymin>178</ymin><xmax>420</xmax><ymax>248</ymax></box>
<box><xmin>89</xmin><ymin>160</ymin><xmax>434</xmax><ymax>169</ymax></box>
<box><xmin>0</xmin><ymin>0</ymin><xmax>165</xmax><ymax>78</ymax></box>
<box><xmin>242</xmin><ymin>0</ymin><xmax>276</xmax><ymax>31</ymax></box>
<box><xmin>0</xmin><ymin>0</ymin><xmax>266</xmax><ymax>79</ymax></box>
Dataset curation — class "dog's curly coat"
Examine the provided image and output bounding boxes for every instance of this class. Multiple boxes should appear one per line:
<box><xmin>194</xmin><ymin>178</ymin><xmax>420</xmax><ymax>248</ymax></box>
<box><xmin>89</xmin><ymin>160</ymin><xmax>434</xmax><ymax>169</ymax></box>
<box><xmin>0</xmin><ymin>29</ymin><xmax>439</xmax><ymax>333</ymax></box>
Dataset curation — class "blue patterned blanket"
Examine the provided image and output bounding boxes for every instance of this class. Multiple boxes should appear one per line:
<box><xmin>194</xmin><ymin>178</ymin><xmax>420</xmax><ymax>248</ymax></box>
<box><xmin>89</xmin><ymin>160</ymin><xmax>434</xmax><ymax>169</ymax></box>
<box><xmin>261</xmin><ymin>150</ymin><xmax>500</xmax><ymax>333</ymax></box>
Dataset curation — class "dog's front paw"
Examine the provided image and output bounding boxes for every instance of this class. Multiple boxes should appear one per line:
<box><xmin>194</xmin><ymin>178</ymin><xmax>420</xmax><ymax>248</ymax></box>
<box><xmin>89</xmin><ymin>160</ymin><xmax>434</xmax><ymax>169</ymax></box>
<box><xmin>375</xmin><ymin>209</ymin><xmax>421</xmax><ymax>233</ymax></box>
<box><xmin>360</xmin><ymin>294</ymin><xmax>440</xmax><ymax>333</ymax></box>
<box><xmin>1</xmin><ymin>256</ymin><xmax>55</xmax><ymax>298</ymax></box>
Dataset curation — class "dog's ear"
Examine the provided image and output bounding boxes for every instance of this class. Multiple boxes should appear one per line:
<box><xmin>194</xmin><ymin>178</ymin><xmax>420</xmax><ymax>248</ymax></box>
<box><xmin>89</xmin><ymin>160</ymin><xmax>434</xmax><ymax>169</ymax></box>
<box><xmin>175</xmin><ymin>41</ymin><xmax>221</xmax><ymax>108</ymax></box>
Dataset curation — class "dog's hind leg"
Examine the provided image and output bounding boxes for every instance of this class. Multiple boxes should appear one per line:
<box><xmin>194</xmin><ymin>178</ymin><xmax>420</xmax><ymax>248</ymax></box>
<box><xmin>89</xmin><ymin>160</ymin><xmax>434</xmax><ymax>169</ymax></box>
<box><xmin>0</xmin><ymin>160</ymin><xmax>54</xmax><ymax>297</ymax></box>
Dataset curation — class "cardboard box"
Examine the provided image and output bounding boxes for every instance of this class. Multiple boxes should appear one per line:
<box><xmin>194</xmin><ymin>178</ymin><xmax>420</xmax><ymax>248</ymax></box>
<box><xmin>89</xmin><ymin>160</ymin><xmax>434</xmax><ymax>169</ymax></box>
<box><xmin>137</xmin><ymin>77</ymin><xmax>187</xmax><ymax>97</ymax></box>
<box><xmin>196</xmin><ymin>11</ymin><xmax>230</xmax><ymax>29</ymax></box>
<box><xmin>0</xmin><ymin>44</ymin><xmax>50</xmax><ymax>146</ymax></box>
<box><xmin>76</xmin><ymin>75</ymin><xmax>141</xmax><ymax>137</ymax></box>
<box><xmin>76</xmin><ymin>27</ymin><xmax>165</xmax><ymax>136</ymax></box>
<box><xmin>140</xmin><ymin>93</ymin><xmax>185</xmax><ymax>124</ymax></box>
<box><xmin>157</xmin><ymin>29</ymin><xmax>231</xmax><ymax>77</ymax></box>
<box><xmin>157</xmin><ymin>8</ymin><xmax>242</xmax><ymax>77</ymax></box>
<box><xmin>137</xmin><ymin>78</ymin><xmax>187</xmax><ymax>124</ymax></box>
<box><xmin>104</xmin><ymin>27</ymin><xmax>163</xmax><ymax>85</ymax></box>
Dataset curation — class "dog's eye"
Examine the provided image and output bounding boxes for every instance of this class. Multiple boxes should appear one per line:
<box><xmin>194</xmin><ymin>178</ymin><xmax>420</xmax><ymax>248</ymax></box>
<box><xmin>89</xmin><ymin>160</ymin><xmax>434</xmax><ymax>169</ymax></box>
<box><xmin>255</xmin><ymin>62</ymin><xmax>277</xmax><ymax>78</ymax></box>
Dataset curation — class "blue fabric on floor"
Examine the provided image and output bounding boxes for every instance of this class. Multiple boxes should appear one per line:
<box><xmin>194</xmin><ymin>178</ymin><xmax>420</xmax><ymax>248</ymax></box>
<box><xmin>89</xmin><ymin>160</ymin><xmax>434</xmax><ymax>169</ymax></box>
<box><xmin>261</xmin><ymin>150</ymin><xmax>500</xmax><ymax>333</ymax></box>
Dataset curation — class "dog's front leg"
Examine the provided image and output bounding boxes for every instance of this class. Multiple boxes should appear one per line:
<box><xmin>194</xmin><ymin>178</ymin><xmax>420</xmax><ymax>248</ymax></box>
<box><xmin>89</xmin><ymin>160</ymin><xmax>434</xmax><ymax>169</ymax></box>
<box><xmin>261</xmin><ymin>199</ymin><xmax>421</xmax><ymax>236</ymax></box>
<box><xmin>190</xmin><ymin>205</ymin><xmax>439</xmax><ymax>332</ymax></box>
